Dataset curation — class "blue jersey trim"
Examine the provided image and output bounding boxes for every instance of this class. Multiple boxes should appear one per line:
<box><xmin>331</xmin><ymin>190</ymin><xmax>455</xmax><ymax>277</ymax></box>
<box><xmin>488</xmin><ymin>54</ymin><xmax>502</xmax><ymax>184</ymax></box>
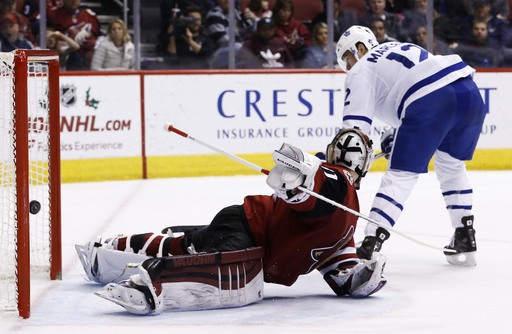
<box><xmin>342</xmin><ymin>115</ymin><xmax>372</xmax><ymax>125</ymax></box>
<box><xmin>446</xmin><ymin>205</ymin><xmax>473</xmax><ymax>210</ymax></box>
<box><xmin>370</xmin><ymin>208</ymin><xmax>396</xmax><ymax>227</ymax></box>
<box><xmin>375</xmin><ymin>193</ymin><xmax>404</xmax><ymax>211</ymax></box>
<box><xmin>397</xmin><ymin>61</ymin><xmax>468</xmax><ymax>119</ymax></box>
<box><xmin>442</xmin><ymin>189</ymin><xmax>473</xmax><ymax>196</ymax></box>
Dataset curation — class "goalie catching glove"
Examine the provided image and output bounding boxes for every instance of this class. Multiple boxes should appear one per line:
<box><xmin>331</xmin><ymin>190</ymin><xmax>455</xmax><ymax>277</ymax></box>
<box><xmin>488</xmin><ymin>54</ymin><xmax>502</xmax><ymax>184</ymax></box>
<box><xmin>266</xmin><ymin>143</ymin><xmax>321</xmax><ymax>203</ymax></box>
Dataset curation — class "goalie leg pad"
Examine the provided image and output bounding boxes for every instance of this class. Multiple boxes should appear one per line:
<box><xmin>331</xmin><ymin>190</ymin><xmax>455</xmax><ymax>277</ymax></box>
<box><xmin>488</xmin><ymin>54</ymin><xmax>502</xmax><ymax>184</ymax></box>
<box><xmin>95</xmin><ymin>247</ymin><xmax>151</xmax><ymax>284</ymax></box>
<box><xmin>349</xmin><ymin>254</ymin><xmax>387</xmax><ymax>297</ymax></box>
<box><xmin>75</xmin><ymin>238</ymin><xmax>151</xmax><ymax>284</ymax></box>
<box><xmin>324</xmin><ymin>253</ymin><xmax>387</xmax><ymax>298</ymax></box>
<box><xmin>95</xmin><ymin>247</ymin><xmax>264</xmax><ymax>315</ymax></box>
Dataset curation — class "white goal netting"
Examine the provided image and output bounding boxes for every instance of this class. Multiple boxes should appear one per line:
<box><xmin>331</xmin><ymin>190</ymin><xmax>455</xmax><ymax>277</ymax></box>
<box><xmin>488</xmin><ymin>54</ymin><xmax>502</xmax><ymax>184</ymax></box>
<box><xmin>0</xmin><ymin>51</ymin><xmax>56</xmax><ymax>314</ymax></box>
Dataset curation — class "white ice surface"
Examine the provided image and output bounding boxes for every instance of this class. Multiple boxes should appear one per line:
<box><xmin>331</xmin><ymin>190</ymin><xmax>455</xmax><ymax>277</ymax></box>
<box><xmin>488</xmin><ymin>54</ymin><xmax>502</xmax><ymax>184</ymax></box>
<box><xmin>2</xmin><ymin>171</ymin><xmax>512</xmax><ymax>333</ymax></box>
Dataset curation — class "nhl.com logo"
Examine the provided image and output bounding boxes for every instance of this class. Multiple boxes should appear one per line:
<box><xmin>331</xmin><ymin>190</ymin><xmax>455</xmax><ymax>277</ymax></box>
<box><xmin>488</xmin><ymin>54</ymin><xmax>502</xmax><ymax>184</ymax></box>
<box><xmin>60</xmin><ymin>84</ymin><xmax>77</xmax><ymax>108</ymax></box>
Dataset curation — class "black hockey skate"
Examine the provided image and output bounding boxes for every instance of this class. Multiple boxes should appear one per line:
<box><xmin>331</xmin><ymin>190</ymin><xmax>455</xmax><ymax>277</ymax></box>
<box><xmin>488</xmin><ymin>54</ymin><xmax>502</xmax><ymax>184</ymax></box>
<box><xmin>444</xmin><ymin>215</ymin><xmax>477</xmax><ymax>266</ymax></box>
<box><xmin>357</xmin><ymin>227</ymin><xmax>391</xmax><ymax>260</ymax></box>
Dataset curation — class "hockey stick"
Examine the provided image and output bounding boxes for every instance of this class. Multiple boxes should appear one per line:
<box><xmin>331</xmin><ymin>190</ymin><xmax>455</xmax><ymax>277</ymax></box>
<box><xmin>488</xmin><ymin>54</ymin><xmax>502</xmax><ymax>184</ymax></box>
<box><xmin>161</xmin><ymin>225</ymin><xmax>207</xmax><ymax>234</ymax></box>
<box><xmin>164</xmin><ymin>124</ymin><xmax>454</xmax><ymax>253</ymax></box>
<box><xmin>165</xmin><ymin>125</ymin><xmax>270</xmax><ymax>175</ymax></box>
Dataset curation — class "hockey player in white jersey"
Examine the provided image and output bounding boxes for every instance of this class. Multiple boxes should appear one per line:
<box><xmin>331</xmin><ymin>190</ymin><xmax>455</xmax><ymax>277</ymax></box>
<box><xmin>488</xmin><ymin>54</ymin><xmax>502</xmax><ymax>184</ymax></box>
<box><xmin>336</xmin><ymin>25</ymin><xmax>486</xmax><ymax>266</ymax></box>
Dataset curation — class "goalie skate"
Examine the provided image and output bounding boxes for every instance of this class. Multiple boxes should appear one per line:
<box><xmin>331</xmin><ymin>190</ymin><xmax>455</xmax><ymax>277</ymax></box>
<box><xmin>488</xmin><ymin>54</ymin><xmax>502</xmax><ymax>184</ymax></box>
<box><xmin>95</xmin><ymin>279</ymin><xmax>155</xmax><ymax>315</ymax></box>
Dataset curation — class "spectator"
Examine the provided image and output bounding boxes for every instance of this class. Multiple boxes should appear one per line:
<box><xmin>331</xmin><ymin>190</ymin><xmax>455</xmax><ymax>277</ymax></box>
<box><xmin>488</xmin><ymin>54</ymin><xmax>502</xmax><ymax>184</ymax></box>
<box><xmin>301</xmin><ymin>21</ymin><xmax>335</xmax><ymax>68</ymax></box>
<box><xmin>91</xmin><ymin>18</ymin><xmax>134</xmax><ymax>71</ymax></box>
<box><xmin>46</xmin><ymin>27</ymin><xmax>79</xmax><ymax>70</ymax></box>
<box><xmin>158</xmin><ymin>0</ymin><xmax>215</xmax><ymax>53</ymax></box>
<box><xmin>243</xmin><ymin>0</ymin><xmax>272</xmax><ymax>31</ymax></box>
<box><xmin>0</xmin><ymin>11</ymin><xmax>33</xmax><ymax>51</ymax></box>
<box><xmin>401</xmin><ymin>0</ymin><xmax>439</xmax><ymax>42</ymax></box>
<box><xmin>1</xmin><ymin>0</ymin><xmax>36</xmax><ymax>45</ymax></box>
<box><xmin>163</xmin><ymin>5</ymin><xmax>216</xmax><ymax>69</ymax></box>
<box><xmin>204</xmin><ymin>0</ymin><xmax>251</xmax><ymax>49</ymax></box>
<box><xmin>414</xmin><ymin>25</ymin><xmax>452</xmax><ymax>55</ymax></box>
<box><xmin>384</xmin><ymin>0</ymin><xmax>410</xmax><ymax>14</ymax></box>
<box><xmin>460</xmin><ymin>0</ymin><xmax>511</xmax><ymax>47</ymax></box>
<box><xmin>433</xmin><ymin>0</ymin><xmax>469</xmax><ymax>44</ymax></box>
<box><xmin>15</xmin><ymin>0</ymin><xmax>41</xmax><ymax>42</ymax></box>
<box><xmin>451</xmin><ymin>19</ymin><xmax>504</xmax><ymax>67</ymax></box>
<box><xmin>310</xmin><ymin>0</ymin><xmax>358</xmax><ymax>42</ymax></box>
<box><xmin>370</xmin><ymin>17</ymin><xmax>398</xmax><ymax>43</ymax></box>
<box><xmin>47</xmin><ymin>0</ymin><xmax>64</xmax><ymax>10</ymax></box>
<box><xmin>359</xmin><ymin>0</ymin><xmax>404</xmax><ymax>41</ymax></box>
<box><xmin>237</xmin><ymin>16</ymin><xmax>294</xmax><ymax>68</ymax></box>
<box><xmin>272</xmin><ymin>0</ymin><xmax>311</xmax><ymax>61</ymax></box>
<box><xmin>339</xmin><ymin>0</ymin><xmax>367</xmax><ymax>19</ymax></box>
<box><xmin>467</xmin><ymin>0</ymin><xmax>509</xmax><ymax>20</ymax></box>
<box><xmin>208</xmin><ymin>42</ymin><xmax>241</xmax><ymax>68</ymax></box>
<box><xmin>47</xmin><ymin>0</ymin><xmax>102</xmax><ymax>70</ymax></box>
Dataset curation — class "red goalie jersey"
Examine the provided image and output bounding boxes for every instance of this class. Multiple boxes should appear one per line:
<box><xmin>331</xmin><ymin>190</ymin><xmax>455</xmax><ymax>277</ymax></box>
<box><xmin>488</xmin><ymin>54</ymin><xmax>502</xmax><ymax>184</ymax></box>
<box><xmin>244</xmin><ymin>163</ymin><xmax>360</xmax><ymax>286</ymax></box>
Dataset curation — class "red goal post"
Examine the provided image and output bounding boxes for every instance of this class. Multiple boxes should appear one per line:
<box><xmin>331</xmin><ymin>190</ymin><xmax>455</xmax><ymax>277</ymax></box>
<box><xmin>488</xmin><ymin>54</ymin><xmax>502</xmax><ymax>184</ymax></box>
<box><xmin>0</xmin><ymin>49</ymin><xmax>61</xmax><ymax>319</ymax></box>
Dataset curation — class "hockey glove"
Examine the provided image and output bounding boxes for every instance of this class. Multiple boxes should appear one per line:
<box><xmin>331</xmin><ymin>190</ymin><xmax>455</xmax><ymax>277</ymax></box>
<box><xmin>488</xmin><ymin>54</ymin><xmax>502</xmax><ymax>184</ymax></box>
<box><xmin>380</xmin><ymin>127</ymin><xmax>396</xmax><ymax>159</ymax></box>
<box><xmin>266</xmin><ymin>143</ymin><xmax>321</xmax><ymax>202</ymax></box>
<box><xmin>323</xmin><ymin>253</ymin><xmax>387</xmax><ymax>298</ymax></box>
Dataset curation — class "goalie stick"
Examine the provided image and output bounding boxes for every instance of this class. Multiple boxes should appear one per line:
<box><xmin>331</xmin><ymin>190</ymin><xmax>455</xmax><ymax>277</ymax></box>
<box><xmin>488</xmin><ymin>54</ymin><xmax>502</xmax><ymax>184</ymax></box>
<box><xmin>374</xmin><ymin>151</ymin><xmax>387</xmax><ymax>160</ymax></box>
<box><xmin>161</xmin><ymin>225</ymin><xmax>207</xmax><ymax>234</ymax></box>
<box><xmin>164</xmin><ymin>124</ymin><xmax>455</xmax><ymax>254</ymax></box>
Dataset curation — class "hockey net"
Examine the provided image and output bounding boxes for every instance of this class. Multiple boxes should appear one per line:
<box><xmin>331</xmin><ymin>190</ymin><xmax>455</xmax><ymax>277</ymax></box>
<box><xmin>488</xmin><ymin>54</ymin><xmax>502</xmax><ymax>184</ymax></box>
<box><xmin>0</xmin><ymin>50</ymin><xmax>61</xmax><ymax>319</ymax></box>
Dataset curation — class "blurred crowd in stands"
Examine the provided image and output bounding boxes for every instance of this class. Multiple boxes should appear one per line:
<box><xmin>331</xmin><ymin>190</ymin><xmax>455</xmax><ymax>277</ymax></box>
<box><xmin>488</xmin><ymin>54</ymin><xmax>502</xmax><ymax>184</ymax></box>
<box><xmin>1</xmin><ymin>0</ymin><xmax>512</xmax><ymax>70</ymax></box>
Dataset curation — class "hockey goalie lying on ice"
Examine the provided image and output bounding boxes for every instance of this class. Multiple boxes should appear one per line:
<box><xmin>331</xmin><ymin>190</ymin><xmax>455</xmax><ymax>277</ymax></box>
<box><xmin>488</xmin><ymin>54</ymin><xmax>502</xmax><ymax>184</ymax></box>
<box><xmin>75</xmin><ymin>128</ymin><xmax>387</xmax><ymax>315</ymax></box>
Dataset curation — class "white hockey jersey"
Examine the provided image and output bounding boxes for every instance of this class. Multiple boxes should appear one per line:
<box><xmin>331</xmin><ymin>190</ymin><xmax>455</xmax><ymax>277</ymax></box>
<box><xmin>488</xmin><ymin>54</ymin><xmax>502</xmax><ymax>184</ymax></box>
<box><xmin>342</xmin><ymin>42</ymin><xmax>475</xmax><ymax>132</ymax></box>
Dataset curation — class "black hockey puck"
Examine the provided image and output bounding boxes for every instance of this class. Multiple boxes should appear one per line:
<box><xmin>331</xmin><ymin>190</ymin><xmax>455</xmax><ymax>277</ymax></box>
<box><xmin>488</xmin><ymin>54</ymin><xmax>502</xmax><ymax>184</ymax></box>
<box><xmin>29</xmin><ymin>200</ymin><xmax>41</xmax><ymax>215</ymax></box>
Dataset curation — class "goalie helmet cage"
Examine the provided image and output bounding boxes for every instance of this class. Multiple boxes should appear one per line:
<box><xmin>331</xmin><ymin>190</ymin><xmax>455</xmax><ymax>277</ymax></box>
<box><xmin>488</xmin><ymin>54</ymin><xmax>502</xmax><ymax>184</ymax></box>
<box><xmin>0</xmin><ymin>49</ymin><xmax>61</xmax><ymax>319</ymax></box>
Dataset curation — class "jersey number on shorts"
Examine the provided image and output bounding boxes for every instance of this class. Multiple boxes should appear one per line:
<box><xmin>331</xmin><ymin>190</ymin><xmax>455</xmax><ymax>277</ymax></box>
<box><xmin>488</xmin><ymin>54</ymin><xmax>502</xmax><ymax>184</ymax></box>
<box><xmin>385</xmin><ymin>44</ymin><xmax>428</xmax><ymax>69</ymax></box>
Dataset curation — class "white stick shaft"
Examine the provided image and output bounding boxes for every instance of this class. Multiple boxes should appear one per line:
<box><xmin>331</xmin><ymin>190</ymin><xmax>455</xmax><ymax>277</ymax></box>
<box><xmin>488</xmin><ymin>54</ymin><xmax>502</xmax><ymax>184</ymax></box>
<box><xmin>164</xmin><ymin>124</ymin><xmax>269</xmax><ymax>174</ymax></box>
<box><xmin>297</xmin><ymin>186</ymin><xmax>452</xmax><ymax>252</ymax></box>
<box><xmin>165</xmin><ymin>123</ymin><xmax>454</xmax><ymax>253</ymax></box>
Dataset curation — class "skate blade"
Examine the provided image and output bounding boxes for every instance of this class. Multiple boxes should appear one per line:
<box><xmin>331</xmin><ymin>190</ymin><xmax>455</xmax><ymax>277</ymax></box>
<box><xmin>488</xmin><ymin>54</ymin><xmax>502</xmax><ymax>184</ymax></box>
<box><xmin>95</xmin><ymin>286</ymin><xmax>152</xmax><ymax>315</ymax></box>
<box><xmin>445</xmin><ymin>251</ymin><xmax>477</xmax><ymax>266</ymax></box>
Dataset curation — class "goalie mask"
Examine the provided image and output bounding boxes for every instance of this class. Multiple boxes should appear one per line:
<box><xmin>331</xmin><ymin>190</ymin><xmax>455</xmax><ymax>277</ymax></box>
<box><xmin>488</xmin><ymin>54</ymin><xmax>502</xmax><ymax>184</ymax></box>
<box><xmin>326</xmin><ymin>128</ymin><xmax>374</xmax><ymax>189</ymax></box>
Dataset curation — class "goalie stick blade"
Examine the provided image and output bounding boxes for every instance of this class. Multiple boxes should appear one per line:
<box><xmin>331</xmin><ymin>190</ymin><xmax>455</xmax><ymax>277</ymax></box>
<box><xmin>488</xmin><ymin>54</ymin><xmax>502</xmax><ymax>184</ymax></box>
<box><xmin>161</xmin><ymin>225</ymin><xmax>207</xmax><ymax>234</ymax></box>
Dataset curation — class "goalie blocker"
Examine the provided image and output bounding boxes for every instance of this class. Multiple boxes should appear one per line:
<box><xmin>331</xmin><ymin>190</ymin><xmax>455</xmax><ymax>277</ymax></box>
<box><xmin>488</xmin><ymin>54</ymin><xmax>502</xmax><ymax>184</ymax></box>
<box><xmin>95</xmin><ymin>247</ymin><xmax>264</xmax><ymax>314</ymax></box>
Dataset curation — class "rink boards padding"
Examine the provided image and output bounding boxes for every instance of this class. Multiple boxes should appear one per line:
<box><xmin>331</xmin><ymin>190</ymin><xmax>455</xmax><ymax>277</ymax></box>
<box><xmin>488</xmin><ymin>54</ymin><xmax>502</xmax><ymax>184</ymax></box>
<box><xmin>60</xmin><ymin>148</ymin><xmax>512</xmax><ymax>182</ymax></box>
